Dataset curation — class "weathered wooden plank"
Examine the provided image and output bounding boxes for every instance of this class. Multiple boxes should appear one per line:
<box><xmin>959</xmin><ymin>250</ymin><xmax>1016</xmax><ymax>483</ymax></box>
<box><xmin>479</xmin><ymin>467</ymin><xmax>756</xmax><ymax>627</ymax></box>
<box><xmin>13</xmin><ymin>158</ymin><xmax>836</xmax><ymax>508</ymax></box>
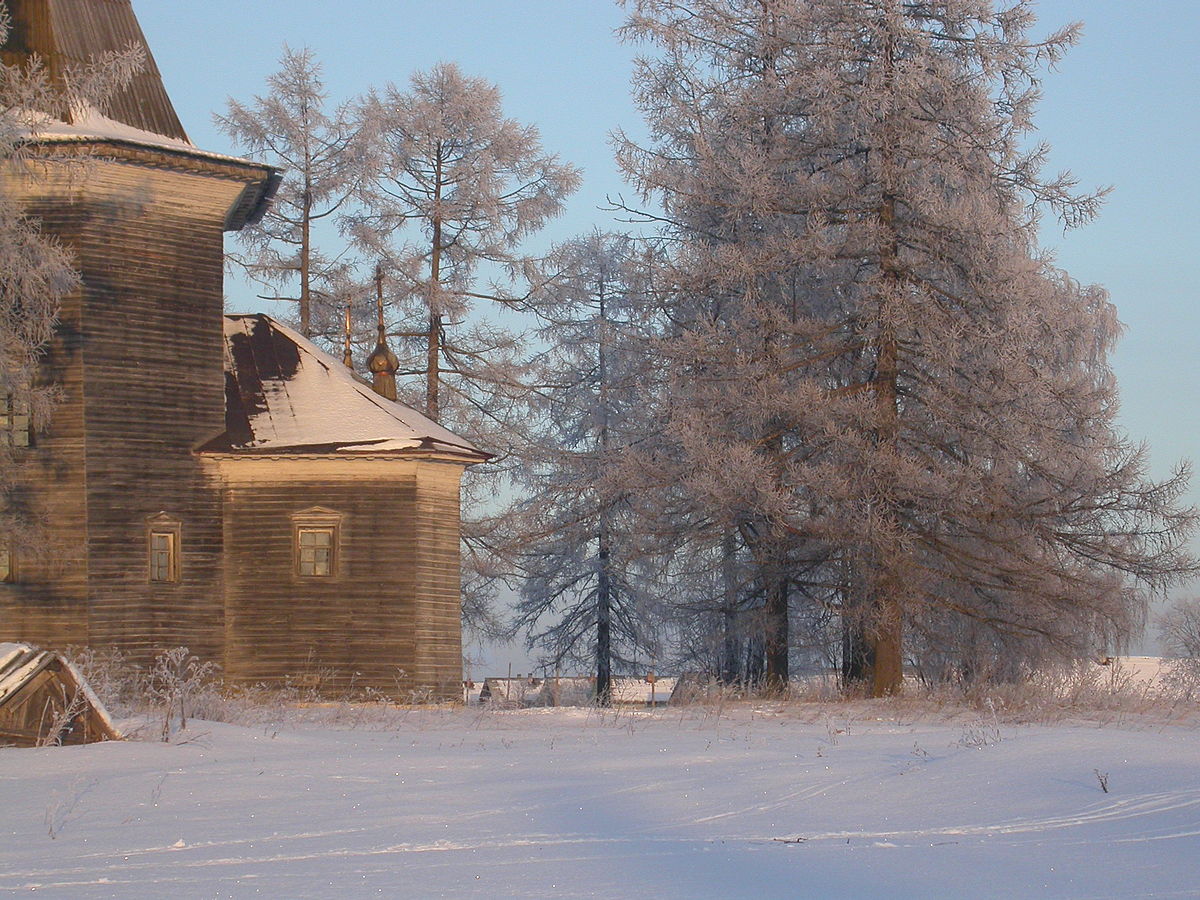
<box><xmin>206</xmin><ymin>455</ymin><xmax>468</xmax><ymax>700</ymax></box>
<box><xmin>0</xmin><ymin>0</ymin><xmax>188</xmax><ymax>141</ymax></box>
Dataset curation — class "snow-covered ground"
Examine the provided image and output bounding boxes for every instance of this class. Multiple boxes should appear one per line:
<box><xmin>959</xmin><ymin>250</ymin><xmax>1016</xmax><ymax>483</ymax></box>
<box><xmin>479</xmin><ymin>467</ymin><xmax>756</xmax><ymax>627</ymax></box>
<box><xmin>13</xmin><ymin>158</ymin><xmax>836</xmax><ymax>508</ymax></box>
<box><xmin>2</xmin><ymin>703</ymin><xmax>1197</xmax><ymax>899</ymax></box>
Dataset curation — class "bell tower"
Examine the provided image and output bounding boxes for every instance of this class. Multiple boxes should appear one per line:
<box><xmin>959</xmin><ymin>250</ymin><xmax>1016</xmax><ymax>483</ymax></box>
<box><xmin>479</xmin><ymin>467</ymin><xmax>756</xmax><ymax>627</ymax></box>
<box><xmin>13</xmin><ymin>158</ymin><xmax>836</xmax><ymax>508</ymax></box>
<box><xmin>0</xmin><ymin>0</ymin><xmax>277</xmax><ymax>659</ymax></box>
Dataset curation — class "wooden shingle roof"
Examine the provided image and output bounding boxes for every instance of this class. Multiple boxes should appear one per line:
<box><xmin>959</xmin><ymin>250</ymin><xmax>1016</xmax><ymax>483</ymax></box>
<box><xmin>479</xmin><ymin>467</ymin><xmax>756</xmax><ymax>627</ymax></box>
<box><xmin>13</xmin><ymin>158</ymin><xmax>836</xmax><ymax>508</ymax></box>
<box><xmin>1</xmin><ymin>0</ymin><xmax>188</xmax><ymax>142</ymax></box>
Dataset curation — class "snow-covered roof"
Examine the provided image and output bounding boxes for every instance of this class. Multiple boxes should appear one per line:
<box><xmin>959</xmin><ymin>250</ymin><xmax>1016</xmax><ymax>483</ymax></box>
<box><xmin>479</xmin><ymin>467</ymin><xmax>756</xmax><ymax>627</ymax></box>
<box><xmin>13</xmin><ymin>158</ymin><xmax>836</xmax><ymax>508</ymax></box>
<box><xmin>611</xmin><ymin>677</ymin><xmax>676</xmax><ymax>705</ymax></box>
<box><xmin>204</xmin><ymin>314</ymin><xmax>489</xmax><ymax>461</ymax></box>
<box><xmin>20</xmin><ymin>106</ymin><xmax>247</xmax><ymax>164</ymax></box>
<box><xmin>0</xmin><ymin>642</ymin><xmax>121</xmax><ymax>745</ymax></box>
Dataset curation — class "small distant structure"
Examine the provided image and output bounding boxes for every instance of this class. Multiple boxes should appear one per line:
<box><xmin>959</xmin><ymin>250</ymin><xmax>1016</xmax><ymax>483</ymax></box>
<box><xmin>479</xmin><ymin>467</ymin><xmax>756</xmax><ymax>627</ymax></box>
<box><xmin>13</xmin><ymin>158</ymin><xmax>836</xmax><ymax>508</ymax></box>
<box><xmin>0</xmin><ymin>644</ymin><xmax>121</xmax><ymax>747</ymax></box>
<box><xmin>532</xmin><ymin>676</ymin><xmax>596</xmax><ymax>707</ymax></box>
<box><xmin>611</xmin><ymin>675</ymin><xmax>676</xmax><ymax>707</ymax></box>
<box><xmin>479</xmin><ymin>675</ymin><xmax>543</xmax><ymax>708</ymax></box>
<box><xmin>478</xmin><ymin>673</ymin><xmax>679</xmax><ymax>708</ymax></box>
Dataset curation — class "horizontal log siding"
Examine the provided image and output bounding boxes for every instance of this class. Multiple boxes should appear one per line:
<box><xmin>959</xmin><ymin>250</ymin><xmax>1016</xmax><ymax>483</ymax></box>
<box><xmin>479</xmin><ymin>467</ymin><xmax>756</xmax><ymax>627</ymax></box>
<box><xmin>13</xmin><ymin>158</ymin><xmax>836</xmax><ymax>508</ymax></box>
<box><xmin>0</xmin><ymin>250</ymin><xmax>88</xmax><ymax>647</ymax></box>
<box><xmin>77</xmin><ymin>163</ymin><xmax>231</xmax><ymax>662</ymax></box>
<box><xmin>209</xmin><ymin>456</ymin><xmax>467</xmax><ymax>701</ymax></box>
<box><xmin>3</xmin><ymin>156</ymin><xmax>252</xmax><ymax>664</ymax></box>
<box><xmin>412</xmin><ymin>462</ymin><xmax>467</xmax><ymax>700</ymax></box>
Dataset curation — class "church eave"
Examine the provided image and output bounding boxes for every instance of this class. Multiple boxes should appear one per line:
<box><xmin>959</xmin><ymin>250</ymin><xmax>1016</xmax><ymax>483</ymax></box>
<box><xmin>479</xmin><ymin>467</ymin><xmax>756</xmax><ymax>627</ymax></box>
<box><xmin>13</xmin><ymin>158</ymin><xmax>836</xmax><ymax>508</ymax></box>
<box><xmin>197</xmin><ymin>446</ymin><xmax>491</xmax><ymax>466</ymax></box>
<box><xmin>19</xmin><ymin>136</ymin><xmax>280</xmax><ymax>230</ymax></box>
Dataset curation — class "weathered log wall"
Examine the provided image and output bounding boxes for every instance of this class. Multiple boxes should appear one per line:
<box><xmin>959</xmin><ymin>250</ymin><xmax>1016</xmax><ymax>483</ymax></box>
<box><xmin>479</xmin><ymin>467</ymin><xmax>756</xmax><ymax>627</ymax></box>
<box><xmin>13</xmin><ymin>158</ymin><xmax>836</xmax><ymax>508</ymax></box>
<box><xmin>0</xmin><ymin>151</ymin><xmax>260</xmax><ymax>662</ymax></box>
<box><xmin>205</xmin><ymin>455</ymin><xmax>467</xmax><ymax>701</ymax></box>
<box><xmin>1</xmin><ymin>150</ymin><xmax>468</xmax><ymax>702</ymax></box>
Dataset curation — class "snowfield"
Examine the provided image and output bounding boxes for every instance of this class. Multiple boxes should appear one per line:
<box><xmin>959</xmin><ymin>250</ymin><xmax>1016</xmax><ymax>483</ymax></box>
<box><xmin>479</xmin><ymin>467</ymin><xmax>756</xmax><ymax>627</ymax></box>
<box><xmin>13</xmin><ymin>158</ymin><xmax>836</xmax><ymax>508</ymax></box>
<box><xmin>2</xmin><ymin>703</ymin><xmax>1198</xmax><ymax>899</ymax></box>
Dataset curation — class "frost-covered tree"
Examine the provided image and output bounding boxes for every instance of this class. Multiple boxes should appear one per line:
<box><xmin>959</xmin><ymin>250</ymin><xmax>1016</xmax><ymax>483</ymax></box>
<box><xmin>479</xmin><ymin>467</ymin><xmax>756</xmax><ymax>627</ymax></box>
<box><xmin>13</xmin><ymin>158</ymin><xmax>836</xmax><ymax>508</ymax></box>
<box><xmin>0</xmin><ymin>6</ymin><xmax>140</xmax><ymax>549</ymax></box>
<box><xmin>502</xmin><ymin>232</ymin><xmax>661</xmax><ymax>703</ymax></box>
<box><xmin>1159</xmin><ymin>597</ymin><xmax>1200</xmax><ymax>660</ymax></box>
<box><xmin>216</xmin><ymin>46</ymin><xmax>358</xmax><ymax>337</ymax></box>
<box><xmin>616</xmin><ymin>0</ymin><xmax>1196</xmax><ymax>695</ymax></box>
<box><xmin>346</xmin><ymin>62</ymin><xmax>580</xmax><ymax>425</ymax></box>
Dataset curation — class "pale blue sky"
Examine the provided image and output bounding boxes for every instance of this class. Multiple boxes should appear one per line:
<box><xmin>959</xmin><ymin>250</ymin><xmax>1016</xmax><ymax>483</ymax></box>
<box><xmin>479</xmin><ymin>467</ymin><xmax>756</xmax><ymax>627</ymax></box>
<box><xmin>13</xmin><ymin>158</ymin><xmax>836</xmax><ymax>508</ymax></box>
<box><xmin>139</xmin><ymin>1</ymin><xmax>1199</xmax><ymax>655</ymax></box>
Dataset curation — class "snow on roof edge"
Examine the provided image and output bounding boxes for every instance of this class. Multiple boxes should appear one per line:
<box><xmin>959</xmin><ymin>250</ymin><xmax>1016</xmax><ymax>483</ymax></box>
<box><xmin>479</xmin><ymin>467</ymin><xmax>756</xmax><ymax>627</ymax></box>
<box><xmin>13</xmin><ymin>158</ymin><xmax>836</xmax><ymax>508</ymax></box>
<box><xmin>16</xmin><ymin>107</ymin><xmax>268</xmax><ymax>169</ymax></box>
<box><xmin>223</xmin><ymin>314</ymin><xmax>490</xmax><ymax>459</ymax></box>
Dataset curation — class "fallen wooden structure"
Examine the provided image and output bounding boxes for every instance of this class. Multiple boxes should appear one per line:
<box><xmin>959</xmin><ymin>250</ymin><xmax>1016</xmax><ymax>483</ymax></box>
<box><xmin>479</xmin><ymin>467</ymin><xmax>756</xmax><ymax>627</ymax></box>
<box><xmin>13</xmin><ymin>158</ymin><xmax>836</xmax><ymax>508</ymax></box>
<box><xmin>0</xmin><ymin>643</ymin><xmax>122</xmax><ymax>747</ymax></box>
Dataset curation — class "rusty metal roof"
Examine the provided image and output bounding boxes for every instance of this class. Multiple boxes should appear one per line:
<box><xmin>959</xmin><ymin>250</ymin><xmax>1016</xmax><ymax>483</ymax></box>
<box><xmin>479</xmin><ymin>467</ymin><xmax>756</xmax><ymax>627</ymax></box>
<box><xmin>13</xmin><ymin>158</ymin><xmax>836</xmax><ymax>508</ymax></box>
<box><xmin>1</xmin><ymin>0</ymin><xmax>188</xmax><ymax>142</ymax></box>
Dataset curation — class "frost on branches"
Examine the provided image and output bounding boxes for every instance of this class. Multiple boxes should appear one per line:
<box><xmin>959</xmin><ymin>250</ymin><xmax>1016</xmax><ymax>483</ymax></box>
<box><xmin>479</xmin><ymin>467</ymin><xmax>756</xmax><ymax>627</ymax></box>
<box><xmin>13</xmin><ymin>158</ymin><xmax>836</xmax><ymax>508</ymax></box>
<box><xmin>216</xmin><ymin>46</ymin><xmax>358</xmax><ymax>339</ymax></box>
<box><xmin>0</xmin><ymin>6</ymin><xmax>139</xmax><ymax>554</ymax></box>
<box><xmin>615</xmin><ymin>0</ymin><xmax>1196</xmax><ymax>694</ymax></box>
<box><xmin>346</xmin><ymin>62</ymin><xmax>581</xmax><ymax>426</ymax></box>
<box><xmin>501</xmin><ymin>232</ymin><xmax>665</xmax><ymax>704</ymax></box>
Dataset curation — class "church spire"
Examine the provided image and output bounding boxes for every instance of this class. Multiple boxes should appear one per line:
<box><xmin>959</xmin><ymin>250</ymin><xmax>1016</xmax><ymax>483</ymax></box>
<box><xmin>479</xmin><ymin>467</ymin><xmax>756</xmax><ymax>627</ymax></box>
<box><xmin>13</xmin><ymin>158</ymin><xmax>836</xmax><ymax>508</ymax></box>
<box><xmin>342</xmin><ymin>304</ymin><xmax>354</xmax><ymax>370</ymax></box>
<box><xmin>365</xmin><ymin>264</ymin><xmax>399</xmax><ymax>402</ymax></box>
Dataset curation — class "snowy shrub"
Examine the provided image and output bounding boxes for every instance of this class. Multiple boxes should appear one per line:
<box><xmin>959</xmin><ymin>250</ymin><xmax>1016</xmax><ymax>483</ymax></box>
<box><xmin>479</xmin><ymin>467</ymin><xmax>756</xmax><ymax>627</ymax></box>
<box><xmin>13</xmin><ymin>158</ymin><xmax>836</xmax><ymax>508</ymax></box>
<box><xmin>67</xmin><ymin>645</ymin><xmax>147</xmax><ymax>718</ymax></box>
<box><xmin>147</xmin><ymin>647</ymin><xmax>219</xmax><ymax>741</ymax></box>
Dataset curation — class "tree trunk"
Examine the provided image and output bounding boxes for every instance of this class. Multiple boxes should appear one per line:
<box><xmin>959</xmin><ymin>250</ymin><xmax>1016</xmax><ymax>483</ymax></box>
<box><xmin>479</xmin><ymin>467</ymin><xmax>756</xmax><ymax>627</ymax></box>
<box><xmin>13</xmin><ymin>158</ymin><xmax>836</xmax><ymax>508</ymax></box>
<box><xmin>720</xmin><ymin>530</ymin><xmax>739</xmax><ymax>684</ymax></box>
<box><xmin>763</xmin><ymin>573</ymin><xmax>789</xmax><ymax>693</ymax></box>
<box><xmin>867</xmin><ymin>15</ymin><xmax>904</xmax><ymax>697</ymax></box>
<box><xmin>594</xmin><ymin>283</ymin><xmax>612</xmax><ymax>707</ymax></box>
<box><xmin>426</xmin><ymin>153</ymin><xmax>444</xmax><ymax>421</ymax></box>
<box><xmin>596</xmin><ymin>527</ymin><xmax>613</xmax><ymax>707</ymax></box>
<box><xmin>427</xmin><ymin>213</ymin><xmax>442</xmax><ymax>422</ymax></box>
<box><xmin>745</xmin><ymin>634</ymin><xmax>765</xmax><ymax>687</ymax></box>
<box><xmin>869</xmin><ymin>312</ymin><xmax>904</xmax><ymax>696</ymax></box>
<box><xmin>841</xmin><ymin>618</ymin><xmax>873</xmax><ymax>685</ymax></box>
<box><xmin>299</xmin><ymin>179</ymin><xmax>312</xmax><ymax>336</ymax></box>
<box><xmin>870</xmin><ymin>597</ymin><xmax>904</xmax><ymax>696</ymax></box>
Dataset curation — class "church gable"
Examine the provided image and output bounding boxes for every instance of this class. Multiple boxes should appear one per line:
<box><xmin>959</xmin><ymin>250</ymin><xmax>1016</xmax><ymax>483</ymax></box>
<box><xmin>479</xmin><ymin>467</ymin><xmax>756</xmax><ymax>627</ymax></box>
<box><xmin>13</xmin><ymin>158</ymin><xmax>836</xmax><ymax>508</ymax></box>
<box><xmin>0</xmin><ymin>0</ymin><xmax>188</xmax><ymax>141</ymax></box>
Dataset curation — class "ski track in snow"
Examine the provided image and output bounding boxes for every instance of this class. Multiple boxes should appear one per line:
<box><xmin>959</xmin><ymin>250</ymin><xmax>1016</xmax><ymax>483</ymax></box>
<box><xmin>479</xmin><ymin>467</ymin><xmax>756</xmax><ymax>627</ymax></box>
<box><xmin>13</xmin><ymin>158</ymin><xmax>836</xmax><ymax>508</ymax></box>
<box><xmin>2</xmin><ymin>709</ymin><xmax>1198</xmax><ymax>898</ymax></box>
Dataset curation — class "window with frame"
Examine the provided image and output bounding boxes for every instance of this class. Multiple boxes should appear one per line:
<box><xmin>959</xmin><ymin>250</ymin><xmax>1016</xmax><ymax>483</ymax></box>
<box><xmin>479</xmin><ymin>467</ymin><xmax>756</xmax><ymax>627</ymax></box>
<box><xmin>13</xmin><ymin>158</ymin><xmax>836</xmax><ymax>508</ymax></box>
<box><xmin>292</xmin><ymin>508</ymin><xmax>342</xmax><ymax>578</ymax></box>
<box><xmin>0</xmin><ymin>544</ymin><xmax>13</xmax><ymax>583</ymax></box>
<box><xmin>2</xmin><ymin>393</ymin><xmax>31</xmax><ymax>448</ymax></box>
<box><xmin>297</xmin><ymin>527</ymin><xmax>335</xmax><ymax>576</ymax></box>
<box><xmin>146</xmin><ymin>513</ymin><xmax>181</xmax><ymax>583</ymax></box>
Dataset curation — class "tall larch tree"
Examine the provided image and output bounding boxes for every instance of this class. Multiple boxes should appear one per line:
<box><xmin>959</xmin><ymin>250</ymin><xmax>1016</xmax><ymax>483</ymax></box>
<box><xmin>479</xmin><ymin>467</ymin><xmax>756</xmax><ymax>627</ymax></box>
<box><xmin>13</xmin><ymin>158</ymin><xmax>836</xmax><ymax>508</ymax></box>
<box><xmin>617</xmin><ymin>0</ymin><xmax>1196</xmax><ymax>695</ymax></box>
<box><xmin>216</xmin><ymin>46</ymin><xmax>357</xmax><ymax>338</ymax></box>
<box><xmin>502</xmin><ymin>231</ymin><xmax>662</xmax><ymax>704</ymax></box>
<box><xmin>346</xmin><ymin>62</ymin><xmax>580</xmax><ymax>427</ymax></box>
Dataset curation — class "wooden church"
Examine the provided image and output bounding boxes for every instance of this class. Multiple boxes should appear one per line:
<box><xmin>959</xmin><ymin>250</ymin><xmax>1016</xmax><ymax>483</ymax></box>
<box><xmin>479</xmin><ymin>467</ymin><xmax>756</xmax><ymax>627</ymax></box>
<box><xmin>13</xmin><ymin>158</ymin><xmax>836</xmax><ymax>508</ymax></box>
<box><xmin>0</xmin><ymin>0</ymin><xmax>488</xmax><ymax>700</ymax></box>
